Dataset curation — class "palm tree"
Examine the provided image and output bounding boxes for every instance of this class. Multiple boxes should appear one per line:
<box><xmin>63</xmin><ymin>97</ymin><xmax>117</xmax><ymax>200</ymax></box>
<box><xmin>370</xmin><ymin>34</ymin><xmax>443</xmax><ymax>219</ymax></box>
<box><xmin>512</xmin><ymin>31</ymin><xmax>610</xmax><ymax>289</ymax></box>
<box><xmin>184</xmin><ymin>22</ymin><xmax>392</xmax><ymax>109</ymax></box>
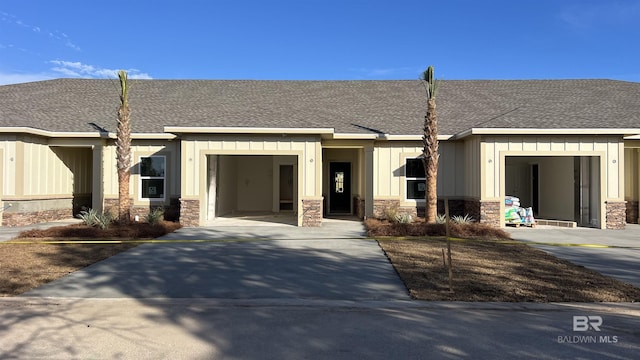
<box><xmin>421</xmin><ymin>66</ymin><xmax>439</xmax><ymax>223</ymax></box>
<box><xmin>116</xmin><ymin>70</ymin><xmax>132</xmax><ymax>223</ymax></box>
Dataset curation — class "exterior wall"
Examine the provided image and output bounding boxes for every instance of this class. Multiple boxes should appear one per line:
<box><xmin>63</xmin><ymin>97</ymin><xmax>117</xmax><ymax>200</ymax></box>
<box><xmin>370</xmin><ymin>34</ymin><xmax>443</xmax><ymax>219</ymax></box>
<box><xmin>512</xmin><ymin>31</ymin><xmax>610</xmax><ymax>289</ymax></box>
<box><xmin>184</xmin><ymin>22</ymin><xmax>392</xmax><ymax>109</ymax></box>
<box><xmin>371</xmin><ymin>140</ymin><xmax>467</xmax><ymax>219</ymax></box>
<box><xmin>180</xmin><ymin>134</ymin><xmax>322</xmax><ymax>226</ymax></box>
<box><xmin>624</xmin><ymin>145</ymin><xmax>639</xmax><ymax>223</ymax></box>
<box><xmin>102</xmin><ymin>140</ymin><xmax>180</xmax><ymax>207</ymax></box>
<box><xmin>481</xmin><ymin>135</ymin><xmax>623</xmax><ymax>229</ymax></box>
<box><xmin>2</xmin><ymin>136</ymin><xmax>94</xmax><ymax>226</ymax></box>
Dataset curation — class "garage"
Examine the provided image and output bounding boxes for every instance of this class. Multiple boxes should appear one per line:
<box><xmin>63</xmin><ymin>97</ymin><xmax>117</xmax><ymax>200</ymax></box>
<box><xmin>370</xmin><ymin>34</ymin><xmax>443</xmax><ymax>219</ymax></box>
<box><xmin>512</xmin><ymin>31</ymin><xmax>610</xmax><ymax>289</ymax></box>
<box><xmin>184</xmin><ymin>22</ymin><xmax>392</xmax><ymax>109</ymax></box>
<box><xmin>505</xmin><ymin>156</ymin><xmax>601</xmax><ymax>228</ymax></box>
<box><xmin>205</xmin><ymin>154</ymin><xmax>298</xmax><ymax>225</ymax></box>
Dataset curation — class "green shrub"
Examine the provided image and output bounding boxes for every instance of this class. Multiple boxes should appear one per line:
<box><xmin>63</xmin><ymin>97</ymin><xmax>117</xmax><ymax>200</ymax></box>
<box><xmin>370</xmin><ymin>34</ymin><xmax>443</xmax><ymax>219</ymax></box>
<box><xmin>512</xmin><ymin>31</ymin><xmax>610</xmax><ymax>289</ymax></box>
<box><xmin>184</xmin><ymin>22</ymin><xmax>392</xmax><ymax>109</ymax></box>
<box><xmin>77</xmin><ymin>208</ymin><xmax>113</xmax><ymax>229</ymax></box>
<box><xmin>435</xmin><ymin>213</ymin><xmax>447</xmax><ymax>224</ymax></box>
<box><xmin>77</xmin><ymin>208</ymin><xmax>99</xmax><ymax>227</ymax></box>
<box><xmin>394</xmin><ymin>213</ymin><xmax>413</xmax><ymax>224</ymax></box>
<box><xmin>145</xmin><ymin>207</ymin><xmax>164</xmax><ymax>225</ymax></box>
<box><xmin>452</xmin><ymin>214</ymin><xmax>475</xmax><ymax>224</ymax></box>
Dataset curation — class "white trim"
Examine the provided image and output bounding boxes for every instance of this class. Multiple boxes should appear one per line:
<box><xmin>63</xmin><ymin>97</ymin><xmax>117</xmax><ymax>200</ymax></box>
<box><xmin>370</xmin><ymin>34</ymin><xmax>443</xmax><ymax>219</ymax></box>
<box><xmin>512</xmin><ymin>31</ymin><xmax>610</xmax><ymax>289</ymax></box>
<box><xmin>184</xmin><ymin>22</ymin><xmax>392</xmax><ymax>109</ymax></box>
<box><xmin>404</xmin><ymin>156</ymin><xmax>426</xmax><ymax>202</ymax></box>
<box><xmin>138</xmin><ymin>155</ymin><xmax>166</xmax><ymax>201</ymax></box>
<box><xmin>455</xmin><ymin>127</ymin><xmax>640</xmax><ymax>139</ymax></box>
<box><xmin>381</xmin><ymin>134</ymin><xmax>453</xmax><ymax>141</ymax></box>
<box><xmin>165</xmin><ymin>126</ymin><xmax>335</xmax><ymax>135</ymax></box>
<box><xmin>0</xmin><ymin>127</ymin><xmax>177</xmax><ymax>140</ymax></box>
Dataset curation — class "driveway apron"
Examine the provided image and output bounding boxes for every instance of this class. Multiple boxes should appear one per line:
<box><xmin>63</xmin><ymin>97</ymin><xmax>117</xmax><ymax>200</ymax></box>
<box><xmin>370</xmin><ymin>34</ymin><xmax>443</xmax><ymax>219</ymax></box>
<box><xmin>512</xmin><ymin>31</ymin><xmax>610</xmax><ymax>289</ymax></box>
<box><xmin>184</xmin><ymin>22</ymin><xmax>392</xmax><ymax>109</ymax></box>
<box><xmin>509</xmin><ymin>224</ymin><xmax>640</xmax><ymax>288</ymax></box>
<box><xmin>22</xmin><ymin>219</ymin><xmax>410</xmax><ymax>300</ymax></box>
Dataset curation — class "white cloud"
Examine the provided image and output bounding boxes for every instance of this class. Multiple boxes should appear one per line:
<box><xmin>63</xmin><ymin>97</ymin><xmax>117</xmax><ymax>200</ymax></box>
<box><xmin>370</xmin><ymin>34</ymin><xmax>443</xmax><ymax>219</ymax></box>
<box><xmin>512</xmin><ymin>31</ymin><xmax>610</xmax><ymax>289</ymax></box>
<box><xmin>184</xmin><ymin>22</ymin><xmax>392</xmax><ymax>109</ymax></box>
<box><xmin>49</xmin><ymin>60</ymin><xmax>153</xmax><ymax>79</ymax></box>
<box><xmin>1</xmin><ymin>12</ymin><xmax>80</xmax><ymax>51</ymax></box>
<box><xmin>0</xmin><ymin>61</ymin><xmax>153</xmax><ymax>85</ymax></box>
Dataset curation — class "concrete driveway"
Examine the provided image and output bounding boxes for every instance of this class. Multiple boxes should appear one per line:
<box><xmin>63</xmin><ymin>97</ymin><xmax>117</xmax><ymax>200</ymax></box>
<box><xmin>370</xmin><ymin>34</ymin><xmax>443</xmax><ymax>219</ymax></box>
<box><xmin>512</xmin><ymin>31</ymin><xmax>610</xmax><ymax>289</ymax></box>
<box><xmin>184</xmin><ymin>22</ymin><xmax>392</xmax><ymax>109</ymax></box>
<box><xmin>22</xmin><ymin>219</ymin><xmax>410</xmax><ymax>300</ymax></box>
<box><xmin>508</xmin><ymin>224</ymin><xmax>640</xmax><ymax>288</ymax></box>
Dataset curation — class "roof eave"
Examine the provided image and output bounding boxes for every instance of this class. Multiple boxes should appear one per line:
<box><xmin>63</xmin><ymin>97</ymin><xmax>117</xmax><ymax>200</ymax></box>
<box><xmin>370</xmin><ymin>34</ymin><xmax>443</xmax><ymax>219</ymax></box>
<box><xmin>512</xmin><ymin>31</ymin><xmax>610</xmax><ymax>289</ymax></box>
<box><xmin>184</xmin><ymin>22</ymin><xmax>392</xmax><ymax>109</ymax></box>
<box><xmin>164</xmin><ymin>126</ymin><xmax>335</xmax><ymax>135</ymax></box>
<box><xmin>454</xmin><ymin>128</ymin><xmax>640</xmax><ymax>139</ymax></box>
<box><xmin>0</xmin><ymin>127</ymin><xmax>176</xmax><ymax>140</ymax></box>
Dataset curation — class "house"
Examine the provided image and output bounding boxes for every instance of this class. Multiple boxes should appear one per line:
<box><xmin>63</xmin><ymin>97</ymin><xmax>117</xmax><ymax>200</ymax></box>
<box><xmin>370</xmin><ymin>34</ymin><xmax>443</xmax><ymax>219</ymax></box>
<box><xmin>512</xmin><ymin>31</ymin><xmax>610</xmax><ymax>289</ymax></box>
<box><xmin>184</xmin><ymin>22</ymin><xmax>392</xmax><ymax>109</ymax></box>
<box><xmin>0</xmin><ymin>79</ymin><xmax>639</xmax><ymax>229</ymax></box>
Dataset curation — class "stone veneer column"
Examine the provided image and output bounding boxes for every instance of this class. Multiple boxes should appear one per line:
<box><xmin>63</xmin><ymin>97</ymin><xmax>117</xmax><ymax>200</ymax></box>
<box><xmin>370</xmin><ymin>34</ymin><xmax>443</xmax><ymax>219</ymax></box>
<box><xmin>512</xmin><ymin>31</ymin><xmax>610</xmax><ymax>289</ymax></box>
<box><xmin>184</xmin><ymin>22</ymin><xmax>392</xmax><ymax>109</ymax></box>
<box><xmin>302</xmin><ymin>198</ymin><xmax>322</xmax><ymax>227</ymax></box>
<box><xmin>479</xmin><ymin>200</ymin><xmax>501</xmax><ymax>227</ymax></box>
<box><xmin>605</xmin><ymin>201</ymin><xmax>626</xmax><ymax>229</ymax></box>
<box><xmin>179</xmin><ymin>198</ymin><xmax>200</xmax><ymax>227</ymax></box>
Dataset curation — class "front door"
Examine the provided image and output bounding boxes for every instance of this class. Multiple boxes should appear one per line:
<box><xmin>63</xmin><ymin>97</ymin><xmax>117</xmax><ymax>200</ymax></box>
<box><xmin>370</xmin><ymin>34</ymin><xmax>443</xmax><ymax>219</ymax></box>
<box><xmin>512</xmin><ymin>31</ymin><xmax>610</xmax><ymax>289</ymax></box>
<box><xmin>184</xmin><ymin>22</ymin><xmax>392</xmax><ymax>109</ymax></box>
<box><xmin>329</xmin><ymin>162</ymin><xmax>351</xmax><ymax>214</ymax></box>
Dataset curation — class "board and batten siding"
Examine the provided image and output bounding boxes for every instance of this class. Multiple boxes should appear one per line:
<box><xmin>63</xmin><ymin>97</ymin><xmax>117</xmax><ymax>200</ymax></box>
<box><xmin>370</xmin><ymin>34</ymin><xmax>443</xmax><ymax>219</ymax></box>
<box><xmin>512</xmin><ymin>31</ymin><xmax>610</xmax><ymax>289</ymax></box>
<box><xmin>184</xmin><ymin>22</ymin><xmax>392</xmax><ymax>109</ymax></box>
<box><xmin>373</xmin><ymin>140</ymin><xmax>466</xmax><ymax>204</ymax></box>
<box><xmin>102</xmin><ymin>140</ymin><xmax>180</xmax><ymax>204</ymax></box>
<box><xmin>0</xmin><ymin>135</ymin><xmax>17</xmax><ymax>198</ymax></box>
<box><xmin>481</xmin><ymin>135</ymin><xmax>623</xmax><ymax>202</ymax></box>
<box><xmin>17</xmin><ymin>137</ymin><xmax>92</xmax><ymax>198</ymax></box>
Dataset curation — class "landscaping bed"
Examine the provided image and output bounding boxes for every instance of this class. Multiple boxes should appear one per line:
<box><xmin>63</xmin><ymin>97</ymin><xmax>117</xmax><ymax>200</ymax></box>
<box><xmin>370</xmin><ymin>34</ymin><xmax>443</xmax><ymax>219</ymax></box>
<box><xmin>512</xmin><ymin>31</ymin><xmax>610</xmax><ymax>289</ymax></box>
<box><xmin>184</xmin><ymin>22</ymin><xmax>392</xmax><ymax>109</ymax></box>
<box><xmin>368</xmin><ymin>218</ymin><xmax>640</xmax><ymax>302</ymax></box>
<box><xmin>0</xmin><ymin>221</ymin><xmax>181</xmax><ymax>297</ymax></box>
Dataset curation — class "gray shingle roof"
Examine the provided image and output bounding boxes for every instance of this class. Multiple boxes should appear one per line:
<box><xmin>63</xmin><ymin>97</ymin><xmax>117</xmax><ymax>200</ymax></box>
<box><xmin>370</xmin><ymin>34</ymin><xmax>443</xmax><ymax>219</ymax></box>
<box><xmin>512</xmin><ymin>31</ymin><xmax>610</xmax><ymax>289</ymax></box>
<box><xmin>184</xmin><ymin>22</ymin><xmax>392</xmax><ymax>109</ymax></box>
<box><xmin>0</xmin><ymin>78</ymin><xmax>639</xmax><ymax>136</ymax></box>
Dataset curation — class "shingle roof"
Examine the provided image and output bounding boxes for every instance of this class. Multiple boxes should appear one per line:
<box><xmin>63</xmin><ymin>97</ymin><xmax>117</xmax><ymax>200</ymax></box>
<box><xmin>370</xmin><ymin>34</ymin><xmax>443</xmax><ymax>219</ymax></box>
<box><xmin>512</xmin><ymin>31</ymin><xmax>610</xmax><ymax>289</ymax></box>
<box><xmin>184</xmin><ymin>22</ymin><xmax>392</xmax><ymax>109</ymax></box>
<box><xmin>0</xmin><ymin>78</ymin><xmax>639</xmax><ymax>136</ymax></box>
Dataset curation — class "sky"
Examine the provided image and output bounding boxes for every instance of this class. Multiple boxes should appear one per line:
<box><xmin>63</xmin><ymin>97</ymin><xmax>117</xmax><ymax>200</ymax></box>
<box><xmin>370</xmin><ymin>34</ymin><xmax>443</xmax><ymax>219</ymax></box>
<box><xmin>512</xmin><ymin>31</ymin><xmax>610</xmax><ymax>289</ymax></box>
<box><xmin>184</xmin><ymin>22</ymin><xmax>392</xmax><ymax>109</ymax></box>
<box><xmin>1</xmin><ymin>0</ymin><xmax>640</xmax><ymax>85</ymax></box>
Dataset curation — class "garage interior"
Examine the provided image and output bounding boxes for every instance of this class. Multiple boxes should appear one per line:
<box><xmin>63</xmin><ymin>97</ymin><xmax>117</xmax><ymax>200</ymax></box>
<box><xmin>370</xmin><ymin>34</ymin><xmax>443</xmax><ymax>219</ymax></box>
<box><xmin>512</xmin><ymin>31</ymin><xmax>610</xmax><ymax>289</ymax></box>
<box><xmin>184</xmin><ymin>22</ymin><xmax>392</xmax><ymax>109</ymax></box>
<box><xmin>205</xmin><ymin>154</ymin><xmax>298</xmax><ymax>226</ymax></box>
<box><xmin>505</xmin><ymin>156</ymin><xmax>601</xmax><ymax>228</ymax></box>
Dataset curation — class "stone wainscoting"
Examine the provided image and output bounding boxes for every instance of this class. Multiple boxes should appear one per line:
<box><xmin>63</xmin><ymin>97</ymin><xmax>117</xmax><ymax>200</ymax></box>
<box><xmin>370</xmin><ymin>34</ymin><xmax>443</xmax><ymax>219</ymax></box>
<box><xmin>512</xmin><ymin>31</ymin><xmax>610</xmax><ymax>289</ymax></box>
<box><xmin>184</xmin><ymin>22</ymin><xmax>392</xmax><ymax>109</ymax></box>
<box><xmin>373</xmin><ymin>198</ymin><xmax>483</xmax><ymax>224</ymax></box>
<box><xmin>302</xmin><ymin>198</ymin><xmax>322</xmax><ymax>226</ymax></box>
<box><xmin>2</xmin><ymin>208</ymin><xmax>73</xmax><ymax>227</ymax></box>
<box><xmin>179</xmin><ymin>199</ymin><xmax>200</xmax><ymax>227</ymax></box>
<box><xmin>606</xmin><ymin>201</ymin><xmax>626</xmax><ymax>229</ymax></box>
<box><xmin>626</xmin><ymin>200</ymin><xmax>638</xmax><ymax>224</ymax></box>
<box><xmin>479</xmin><ymin>200</ymin><xmax>501</xmax><ymax>228</ymax></box>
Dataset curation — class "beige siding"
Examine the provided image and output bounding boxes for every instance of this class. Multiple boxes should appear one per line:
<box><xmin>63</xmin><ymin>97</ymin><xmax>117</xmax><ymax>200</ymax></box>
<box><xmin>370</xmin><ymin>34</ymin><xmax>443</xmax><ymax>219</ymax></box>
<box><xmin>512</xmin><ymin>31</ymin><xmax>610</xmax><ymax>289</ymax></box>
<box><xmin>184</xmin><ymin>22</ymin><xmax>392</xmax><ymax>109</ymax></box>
<box><xmin>464</xmin><ymin>136</ymin><xmax>481</xmax><ymax>198</ymax></box>
<box><xmin>102</xmin><ymin>140</ymin><xmax>180</xmax><ymax>204</ymax></box>
<box><xmin>18</xmin><ymin>137</ymin><xmax>92</xmax><ymax>198</ymax></box>
<box><xmin>373</xmin><ymin>140</ymin><xmax>465</xmax><ymax>204</ymax></box>
<box><xmin>0</xmin><ymin>135</ymin><xmax>17</xmax><ymax>197</ymax></box>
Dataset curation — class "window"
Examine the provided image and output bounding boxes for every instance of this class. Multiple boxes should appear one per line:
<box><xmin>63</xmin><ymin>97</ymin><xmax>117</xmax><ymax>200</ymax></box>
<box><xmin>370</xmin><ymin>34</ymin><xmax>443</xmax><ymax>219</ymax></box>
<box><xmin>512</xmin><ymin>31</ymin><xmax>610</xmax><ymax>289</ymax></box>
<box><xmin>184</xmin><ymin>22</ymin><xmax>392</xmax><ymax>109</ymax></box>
<box><xmin>405</xmin><ymin>158</ymin><xmax>425</xmax><ymax>200</ymax></box>
<box><xmin>140</xmin><ymin>156</ymin><xmax>165</xmax><ymax>200</ymax></box>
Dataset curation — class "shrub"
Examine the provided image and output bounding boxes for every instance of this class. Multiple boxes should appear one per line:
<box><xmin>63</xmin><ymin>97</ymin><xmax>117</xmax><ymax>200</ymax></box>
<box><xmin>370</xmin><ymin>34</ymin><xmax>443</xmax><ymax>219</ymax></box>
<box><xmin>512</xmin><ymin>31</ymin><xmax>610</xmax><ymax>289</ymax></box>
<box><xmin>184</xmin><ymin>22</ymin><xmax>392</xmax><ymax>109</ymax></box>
<box><xmin>77</xmin><ymin>208</ymin><xmax>113</xmax><ymax>229</ymax></box>
<box><xmin>77</xmin><ymin>208</ymin><xmax>99</xmax><ymax>227</ymax></box>
<box><xmin>435</xmin><ymin>214</ymin><xmax>447</xmax><ymax>224</ymax></box>
<box><xmin>452</xmin><ymin>214</ymin><xmax>475</xmax><ymax>224</ymax></box>
<box><xmin>383</xmin><ymin>203</ymin><xmax>400</xmax><ymax>222</ymax></box>
<box><xmin>394</xmin><ymin>213</ymin><xmax>413</xmax><ymax>224</ymax></box>
<box><xmin>146</xmin><ymin>207</ymin><xmax>164</xmax><ymax>225</ymax></box>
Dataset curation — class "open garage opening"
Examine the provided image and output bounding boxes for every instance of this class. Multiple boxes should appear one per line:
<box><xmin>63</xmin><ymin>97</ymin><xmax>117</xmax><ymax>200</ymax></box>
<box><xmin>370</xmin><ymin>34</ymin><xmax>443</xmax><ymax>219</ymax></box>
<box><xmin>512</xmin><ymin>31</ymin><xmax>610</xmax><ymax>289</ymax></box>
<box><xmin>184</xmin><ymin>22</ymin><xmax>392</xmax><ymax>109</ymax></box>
<box><xmin>205</xmin><ymin>154</ymin><xmax>298</xmax><ymax>226</ymax></box>
<box><xmin>505</xmin><ymin>156</ymin><xmax>601</xmax><ymax>228</ymax></box>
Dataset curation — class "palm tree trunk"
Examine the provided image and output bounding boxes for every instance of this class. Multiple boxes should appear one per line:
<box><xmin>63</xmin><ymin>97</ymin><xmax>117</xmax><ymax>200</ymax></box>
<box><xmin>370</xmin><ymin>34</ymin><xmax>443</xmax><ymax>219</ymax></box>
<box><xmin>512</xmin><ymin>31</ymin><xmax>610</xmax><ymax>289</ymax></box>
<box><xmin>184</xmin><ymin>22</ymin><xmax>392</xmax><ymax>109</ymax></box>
<box><xmin>116</xmin><ymin>71</ymin><xmax>131</xmax><ymax>223</ymax></box>
<box><xmin>422</xmin><ymin>97</ymin><xmax>439</xmax><ymax>223</ymax></box>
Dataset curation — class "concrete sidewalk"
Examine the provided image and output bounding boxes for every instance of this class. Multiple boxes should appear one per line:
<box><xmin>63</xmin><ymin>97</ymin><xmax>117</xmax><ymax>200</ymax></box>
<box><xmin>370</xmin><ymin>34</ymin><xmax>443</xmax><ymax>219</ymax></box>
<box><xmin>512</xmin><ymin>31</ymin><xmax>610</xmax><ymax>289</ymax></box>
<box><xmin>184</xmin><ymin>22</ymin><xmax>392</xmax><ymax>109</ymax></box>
<box><xmin>509</xmin><ymin>224</ymin><xmax>640</xmax><ymax>288</ymax></box>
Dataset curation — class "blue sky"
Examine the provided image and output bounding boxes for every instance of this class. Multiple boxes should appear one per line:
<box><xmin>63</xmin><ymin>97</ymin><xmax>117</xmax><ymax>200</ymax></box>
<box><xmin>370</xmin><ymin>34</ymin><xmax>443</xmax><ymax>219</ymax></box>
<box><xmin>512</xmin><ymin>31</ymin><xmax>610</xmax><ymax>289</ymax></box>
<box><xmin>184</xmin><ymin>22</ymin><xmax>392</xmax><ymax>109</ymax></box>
<box><xmin>1</xmin><ymin>0</ymin><xmax>639</xmax><ymax>84</ymax></box>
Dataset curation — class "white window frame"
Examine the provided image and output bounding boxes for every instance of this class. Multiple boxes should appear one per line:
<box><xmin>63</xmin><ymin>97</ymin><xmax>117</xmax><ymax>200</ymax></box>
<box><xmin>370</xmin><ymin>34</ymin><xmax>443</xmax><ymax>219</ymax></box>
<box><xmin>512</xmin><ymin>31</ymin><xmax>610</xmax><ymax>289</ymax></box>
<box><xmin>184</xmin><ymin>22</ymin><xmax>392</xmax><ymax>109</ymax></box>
<box><xmin>405</xmin><ymin>157</ymin><xmax>426</xmax><ymax>201</ymax></box>
<box><xmin>139</xmin><ymin>155</ymin><xmax>166</xmax><ymax>201</ymax></box>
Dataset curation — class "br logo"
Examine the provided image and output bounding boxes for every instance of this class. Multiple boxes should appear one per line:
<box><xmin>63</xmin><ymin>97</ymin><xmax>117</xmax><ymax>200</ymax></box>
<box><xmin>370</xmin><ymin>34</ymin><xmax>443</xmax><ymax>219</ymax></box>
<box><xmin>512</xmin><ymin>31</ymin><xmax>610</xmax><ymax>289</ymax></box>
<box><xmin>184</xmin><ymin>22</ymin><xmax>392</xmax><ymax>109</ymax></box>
<box><xmin>573</xmin><ymin>316</ymin><xmax>602</xmax><ymax>331</ymax></box>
